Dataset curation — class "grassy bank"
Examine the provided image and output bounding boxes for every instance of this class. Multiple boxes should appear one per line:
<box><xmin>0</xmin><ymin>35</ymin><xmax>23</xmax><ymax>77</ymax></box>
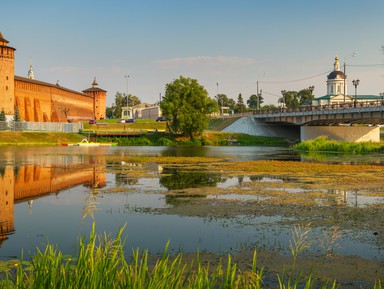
<box><xmin>293</xmin><ymin>136</ymin><xmax>384</xmax><ymax>154</ymax></box>
<box><xmin>0</xmin><ymin>132</ymin><xmax>84</xmax><ymax>146</ymax></box>
<box><xmin>0</xmin><ymin>131</ymin><xmax>287</xmax><ymax>147</ymax></box>
<box><xmin>1</xmin><ymin>223</ymin><xmax>381</xmax><ymax>288</ymax></box>
<box><xmin>97</xmin><ymin>131</ymin><xmax>288</xmax><ymax>146</ymax></box>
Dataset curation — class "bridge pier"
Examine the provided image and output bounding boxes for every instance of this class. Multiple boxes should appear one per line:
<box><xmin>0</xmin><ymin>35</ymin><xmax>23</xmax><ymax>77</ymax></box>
<box><xmin>301</xmin><ymin>125</ymin><xmax>380</xmax><ymax>142</ymax></box>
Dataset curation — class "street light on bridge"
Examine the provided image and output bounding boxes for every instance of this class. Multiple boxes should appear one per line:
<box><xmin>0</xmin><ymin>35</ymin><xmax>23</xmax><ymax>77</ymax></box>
<box><xmin>352</xmin><ymin>79</ymin><xmax>359</xmax><ymax>108</ymax></box>
<box><xmin>380</xmin><ymin>92</ymin><xmax>384</xmax><ymax>105</ymax></box>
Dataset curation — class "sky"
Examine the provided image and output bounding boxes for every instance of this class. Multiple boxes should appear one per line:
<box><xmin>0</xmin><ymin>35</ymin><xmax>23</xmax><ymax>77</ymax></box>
<box><xmin>2</xmin><ymin>0</ymin><xmax>384</xmax><ymax>107</ymax></box>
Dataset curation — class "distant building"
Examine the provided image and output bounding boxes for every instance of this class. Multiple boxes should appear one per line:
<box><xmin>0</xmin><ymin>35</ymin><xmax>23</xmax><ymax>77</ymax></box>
<box><xmin>0</xmin><ymin>32</ymin><xmax>107</xmax><ymax>122</ymax></box>
<box><xmin>121</xmin><ymin>104</ymin><xmax>161</xmax><ymax>120</ymax></box>
<box><xmin>312</xmin><ymin>56</ymin><xmax>381</xmax><ymax>106</ymax></box>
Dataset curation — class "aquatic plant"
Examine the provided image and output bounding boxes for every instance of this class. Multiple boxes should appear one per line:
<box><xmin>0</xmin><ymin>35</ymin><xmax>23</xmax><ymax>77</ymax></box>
<box><xmin>293</xmin><ymin>136</ymin><xmax>384</xmax><ymax>154</ymax></box>
<box><xmin>0</xmin><ymin>225</ymin><xmax>382</xmax><ymax>288</ymax></box>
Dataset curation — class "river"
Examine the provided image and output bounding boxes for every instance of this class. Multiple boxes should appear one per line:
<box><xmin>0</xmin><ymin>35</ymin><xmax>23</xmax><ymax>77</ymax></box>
<box><xmin>0</xmin><ymin>145</ymin><xmax>383</xmax><ymax>268</ymax></box>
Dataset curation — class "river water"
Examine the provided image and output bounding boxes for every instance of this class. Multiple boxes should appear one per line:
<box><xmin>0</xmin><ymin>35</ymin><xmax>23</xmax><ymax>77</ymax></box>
<box><xmin>0</xmin><ymin>145</ymin><xmax>383</xmax><ymax>263</ymax></box>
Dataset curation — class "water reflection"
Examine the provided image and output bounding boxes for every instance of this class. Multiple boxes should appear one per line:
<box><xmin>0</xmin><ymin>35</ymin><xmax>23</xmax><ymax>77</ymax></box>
<box><xmin>0</xmin><ymin>151</ymin><xmax>107</xmax><ymax>242</ymax></box>
<box><xmin>160</xmin><ymin>168</ymin><xmax>225</xmax><ymax>190</ymax></box>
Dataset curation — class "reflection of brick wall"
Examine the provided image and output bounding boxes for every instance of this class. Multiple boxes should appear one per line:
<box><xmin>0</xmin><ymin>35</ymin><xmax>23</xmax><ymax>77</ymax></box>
<box><xmin>13</xmin><ymin>165</ymin><xmax>106</xmax><ymax>200</ymax></box>
<box><xmin>0</xmin><ymin>167</ymin><xmax>15</xmax><ymax>236</ymax></box>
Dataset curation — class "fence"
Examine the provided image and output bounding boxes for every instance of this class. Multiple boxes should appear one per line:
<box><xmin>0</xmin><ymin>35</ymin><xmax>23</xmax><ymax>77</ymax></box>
<box><xmin>0</xmin><ymin>121</ymin><xmax>83</xmax><ymax>133</ymax></box>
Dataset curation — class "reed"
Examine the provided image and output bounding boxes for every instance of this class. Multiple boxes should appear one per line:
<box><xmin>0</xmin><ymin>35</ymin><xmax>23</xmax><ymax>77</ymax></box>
<box><xmin>293</xmin><ymin>136</ymin><xmax>384</xmax><ymax>154</ymax></box>
<box><xmin>0</xmin><ymin>223</ymin><xmax>382</xmax><ymax>289</ymax></box>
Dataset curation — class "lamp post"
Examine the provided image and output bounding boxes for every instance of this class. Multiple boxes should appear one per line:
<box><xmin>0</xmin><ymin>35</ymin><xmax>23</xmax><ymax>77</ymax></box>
<box><xmin>380</xmin><ymin>92</ymin><xmax>384</xmax><ymax>105</ymax></box>
<box><xmin>352</xmin><ymin>79</ymin><xmax>359</xmax><ymax>108</ymax></box>
<box><xmin>124</xmin><ymin>75</ymin><xmax>129</xmax><ymax>118</ymax></box>
<box><xmin>343</xmin><ymin>52</ymin><xmax>357</xmax><ymax>104</ymax></box>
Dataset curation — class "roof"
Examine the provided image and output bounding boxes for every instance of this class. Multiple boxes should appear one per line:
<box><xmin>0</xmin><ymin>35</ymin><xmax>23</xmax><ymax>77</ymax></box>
<box><xmin>315</xmin><ymin>94</ymin><xmax>382</xmax><ymax>100</ymax></box>
<box><xmin>327</xmin><ymin>70</ymin><xmax>345</xmax><ymax>80</ymax></box>
<box><xmin>82</xmin><ymin>87</ymin><xmax>107</xmax><ymax>93</ymax></box>
<box><xmin>14</xmin><ymin>76</ymin><xmax>92</xmax><ymax>98</ymax></box>
<box><xmin>0</xmin><ymin>32</ymin><xmax>9</xmax><ymax>44</ymax></box>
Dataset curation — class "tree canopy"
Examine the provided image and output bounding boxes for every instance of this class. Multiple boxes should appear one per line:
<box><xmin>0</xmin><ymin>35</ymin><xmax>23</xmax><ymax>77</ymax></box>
<box><xmin>279</xmin><ymin>87</ymin><xmax>315</xmax><ymax>109</ymax></box>
<box><xmin>235</xmin><ymin>93</ymin><xmax>246</xmax><ymax>113</ymax></box>
<box><xmin>247</xmin><ymin>94</ymin><xmax>264</xmax><ymax>109</ymax></box>
<box><xmin>215</xmin><ymin>94</ymin><xmax>236</xmax><ymax>112</ymax></box>
<box><xmin>160</xmin><ymin>76</ymin><xmax>217</xmax><ymax>139</ymax></box>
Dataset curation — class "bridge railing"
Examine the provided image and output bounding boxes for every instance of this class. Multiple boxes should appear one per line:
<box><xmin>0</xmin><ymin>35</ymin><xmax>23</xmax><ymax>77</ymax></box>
<box><xmin>216</xmin><ymin>100</ymin><xmax>384</xmax><ymax>118</ymax></box>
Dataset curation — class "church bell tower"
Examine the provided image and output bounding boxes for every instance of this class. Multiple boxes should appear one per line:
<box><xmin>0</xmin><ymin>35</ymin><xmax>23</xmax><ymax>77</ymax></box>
<box><xmin>0</xmin><ymin>32</ymin><xmax>16</xmax><ymax>116</ymax></box>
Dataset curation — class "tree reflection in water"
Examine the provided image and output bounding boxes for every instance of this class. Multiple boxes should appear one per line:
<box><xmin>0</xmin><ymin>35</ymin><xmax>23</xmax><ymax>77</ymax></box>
<box><xmin>159</xmin><ymin>167</ymin><xmax>225</xmax><ymax>190</ymax></box>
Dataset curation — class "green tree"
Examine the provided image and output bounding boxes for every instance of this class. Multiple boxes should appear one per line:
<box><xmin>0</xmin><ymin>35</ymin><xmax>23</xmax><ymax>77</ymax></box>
<box><xmin>279</xmin><ymin>90</ymin><xmax>300</xmax><ymax>109</ymax></box>
<box><xmin>247</xmin><ymin>94</ymin><xmax>264</xmax><ymax>109</ymax></box>
<box><xmin>12</xmin><ymin>107</ymin><xmax>22</xmax><ymax>131</ymax></box>
<box><xmin>260</xmin><ymin>104</ymin><xmax>278</xmax><ymax>111</ymax></box>
<box><xmin>105</xmin><ymin>107</ymin><xmax>114</xmax><ymax>119</ymax></box>
<box><xmin>0</xmin><ymin>108</ymin><xmax>8</xmax><ymax>131</ymax></box>
<box><xmin>0</xmin><ymin>108</ymin><xmax>6</xmax><ymax>121</ymax></box>
<box><xmin>160</xmin><ymin>76</ymin><xmax>217</xmax><ymax>140</ymax></box>
<box><xmin>235</xmin><ymin>93</ymin><xmax>246</xmax><ymax>113</ymax></box>
<box><xmin>298</xmin><ymin>87</ymin><xmax>315</xmax><ymax>105</ymax></box>
<box><xmin>127</xmin><ymin>94</ymin><xmax>141</xmax><ymax>107</ymax></box>
<box><xmin>215</xmin><ymin>94</ymin><xmax>236</xmax><ymax>113</ymax></box>
<box><xmin>113</xmin><ymin>92</ymin><xmax>124</xmax><ymax>118</ymax></box>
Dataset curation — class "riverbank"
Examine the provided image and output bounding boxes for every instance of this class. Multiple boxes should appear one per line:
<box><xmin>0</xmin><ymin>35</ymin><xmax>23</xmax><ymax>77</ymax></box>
<box><xmin>0</xmin><ymin>132</ymin><xmax>85</xmax><ymax>146</ymax></box>
<box><xmin>0</xmin><ymin>131</ymin><xmax>288</xmax><ymax>146</ymax></box>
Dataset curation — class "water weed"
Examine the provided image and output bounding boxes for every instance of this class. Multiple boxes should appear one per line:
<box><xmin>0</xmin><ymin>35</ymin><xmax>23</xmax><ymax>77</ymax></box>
<box><xmin>0</xmin><ymin>223</ymin><xmax>382</xmax><ymax>288</ymax></box>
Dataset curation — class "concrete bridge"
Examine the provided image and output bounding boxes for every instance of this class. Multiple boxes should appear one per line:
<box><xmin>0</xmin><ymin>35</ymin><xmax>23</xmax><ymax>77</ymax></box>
<box><xmin>221</xmin><ymin>100</ymin><xmax>384</xmax><ymax>142</ymax></box>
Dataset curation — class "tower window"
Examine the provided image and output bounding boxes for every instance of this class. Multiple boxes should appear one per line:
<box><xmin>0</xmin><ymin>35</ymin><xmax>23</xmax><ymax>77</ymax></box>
<box><xmin>6</xmin><ymin>76</ymin><xmax>8</xmax><ymax>80</ymax></box>
<box><xmin>6</xmin><ymin>86</ymin><xmax>8</xmax><ymax>90</ymax></box>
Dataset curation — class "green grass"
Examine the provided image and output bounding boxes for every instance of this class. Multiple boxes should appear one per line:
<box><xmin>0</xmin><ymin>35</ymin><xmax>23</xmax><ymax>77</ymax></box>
<box><xmin>0</xmin><ymin>132</ymin><xmax>84</xmax><ymax>146</ymax></box>
<box><xmin>0</xmin><ymin>223</ymin><xmax>381</xmax><ymax>289</ymax></box>
<box><xmin>293</xmin><ymin>136</ymin><xmax>384</xmax><ymax>154</ymax></box>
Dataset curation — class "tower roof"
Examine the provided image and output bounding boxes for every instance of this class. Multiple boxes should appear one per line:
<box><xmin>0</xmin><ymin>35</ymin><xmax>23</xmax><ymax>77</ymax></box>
<box><xmin>327</xmin><ymin>70</ymin><xmax>345</xmax><ymax>80</ymax></box>
<box><xmin>83</xmin><ymin>78</ymin><xmax>107</xmax><ymax>93</ymax></box>
<box><xmin>327</xmin><ymin>55</ymin><xmax>345</xmax><ymax>80</ymax></box>
<box><xmin>0</xmin><ymin>32</ymin><xmax>10</xmax><ymax>45</ymax></box>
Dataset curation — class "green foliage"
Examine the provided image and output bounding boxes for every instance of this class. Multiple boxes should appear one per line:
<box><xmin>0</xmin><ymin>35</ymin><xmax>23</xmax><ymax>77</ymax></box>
<box><xmin>236</xmin><ymin>93</ymin><xmax>247</xmax><ymax>113</ymax></box>
<box><xmin>161</xmin><ymin>76</ymin><xmax>217</xmax><ymax>139</ymax></box>
<box><xmin>279</xmin><ymin>88</ymin><xmax>315</xmax><ymax>109</ymax></box>
<box><xmin>260</xmin><ymin>104</ymin><xmax>279</xmax><ymax>111</ymax></box>
<box><xmin>298</xmin><ymin>88</ymin><xmax>315</xmax><ymax>105</ymax></box>
<box><xmin>13</xmin><ymin>107</ymin><xmax>21</xmax><ymax>122</ymax></box>
<box><xmin>0</xmin><ymin>108</ymin><xmax>9</xmax><ymax>131</ymax></box>
<box><xmin>280</xmin><ymin>91</ymin><xmax>300</xmax><ymax>109</ymax></box>
<box><xmin>0</xmin><ymin>108</ymin><xmax>6</xmax><ymax>121</ymax></box>
<box><xmin>215</xmin><ymin>94</ymin><xmax>236</xmax><ymax>112</ymax></box>
<box><xmin>1</xmin><ymin>223</ymin><xmax>381</xmax><ymax>288</ymax></box>
<box><xmin>247</xmin><ymin>94</ymin><xmax>263</xmax><ymax>109</ymax></box>
<box><xmin>113</xmin><ymin>92</ymin><xmax>124</xmax><ymax>119</ymax></box>
<box><xmin>293</xmin><ymin>136</ymin><xmax>384</xmax><ymax>154</ymax></box>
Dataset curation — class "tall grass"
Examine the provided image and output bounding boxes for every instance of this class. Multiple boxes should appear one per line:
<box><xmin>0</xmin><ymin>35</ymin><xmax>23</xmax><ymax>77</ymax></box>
<box><xmin>293</xmin><ymin>136</ymin><xmax>384</xmax><ymax>154</ymax></box>
<box><xmin>0</xmin><ymin>223</ymin><xmax>382</xmax><ymax>289</ymax></box>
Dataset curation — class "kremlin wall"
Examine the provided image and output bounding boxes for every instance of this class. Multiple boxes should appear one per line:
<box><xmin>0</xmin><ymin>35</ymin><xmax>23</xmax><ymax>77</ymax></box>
<box><xmin>0</xmin><ymin>32</ymin><xmax>106</xmax><ymax>122</ymax></box>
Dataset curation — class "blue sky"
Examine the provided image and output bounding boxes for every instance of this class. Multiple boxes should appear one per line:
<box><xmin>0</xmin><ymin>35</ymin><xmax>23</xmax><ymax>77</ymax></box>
<box><xmin>2</xmin><ymin>0</ymin><xmax>384</xmax><ymax>106</ymax></box>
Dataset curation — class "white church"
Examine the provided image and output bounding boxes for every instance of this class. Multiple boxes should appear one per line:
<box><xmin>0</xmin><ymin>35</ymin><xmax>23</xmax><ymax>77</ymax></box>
<box><xmin>312</xmin><ymin>56</ymin><xmax>381</xmax><ymax>107</ymax></box>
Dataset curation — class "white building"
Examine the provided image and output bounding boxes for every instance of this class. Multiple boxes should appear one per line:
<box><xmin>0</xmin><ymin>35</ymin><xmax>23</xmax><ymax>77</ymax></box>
<box><xmin>312</xmin><ymin>56</ymin><xmax>382</xmax><ymax>107</ymax></box>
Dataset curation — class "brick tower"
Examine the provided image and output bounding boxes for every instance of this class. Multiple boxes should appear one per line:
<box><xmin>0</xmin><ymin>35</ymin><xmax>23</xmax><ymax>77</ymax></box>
<box><xmin>0</xmin><ymin>32</ymin><xmax>16</xmax><ymax>116</ymax></box>
<box><xmin>82</xmin><ymin>78</ymin><xmax>107</xmax><ymax>120</ymax></box>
